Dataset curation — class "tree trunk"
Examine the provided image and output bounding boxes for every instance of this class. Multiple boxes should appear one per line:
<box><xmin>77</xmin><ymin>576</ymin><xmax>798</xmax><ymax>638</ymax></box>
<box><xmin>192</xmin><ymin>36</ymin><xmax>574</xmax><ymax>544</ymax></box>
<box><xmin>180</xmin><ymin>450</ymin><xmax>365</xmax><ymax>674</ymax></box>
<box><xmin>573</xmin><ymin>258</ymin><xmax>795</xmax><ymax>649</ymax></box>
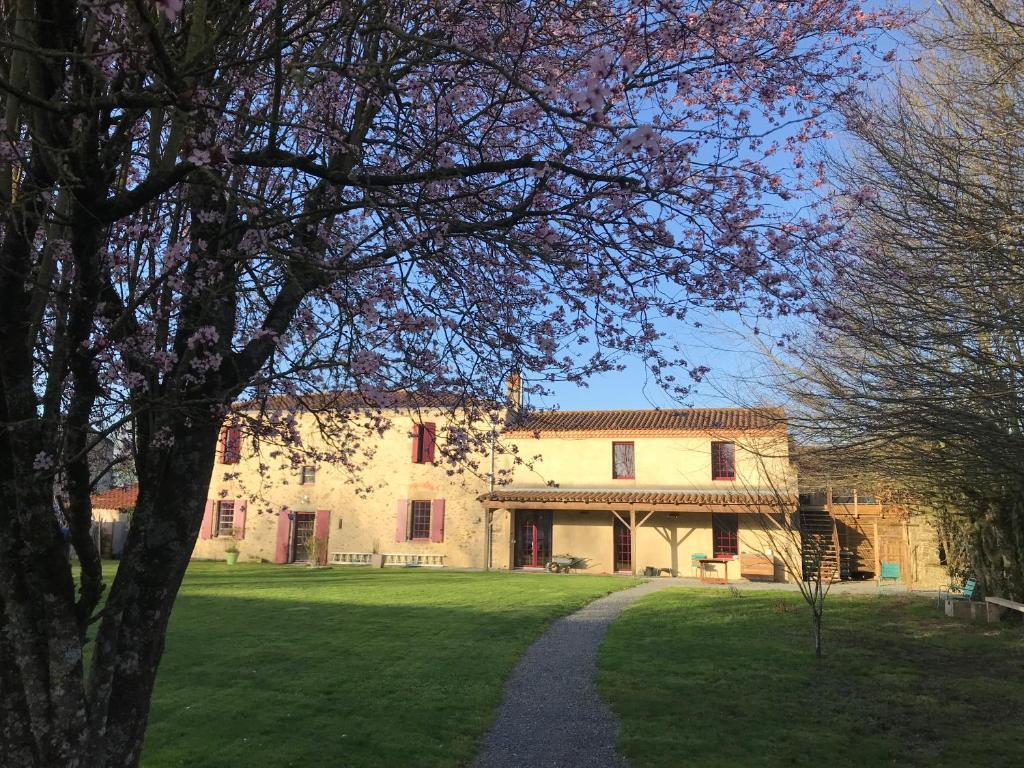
<box><xmin>86</xmin><ymin>416</ymin><xmax>222</xmax><ymax>767</ymax></box>
<box><xmin>813</xmin><ymin>611</ymin><xmax>823</xmax><ymax>658</ymax></box>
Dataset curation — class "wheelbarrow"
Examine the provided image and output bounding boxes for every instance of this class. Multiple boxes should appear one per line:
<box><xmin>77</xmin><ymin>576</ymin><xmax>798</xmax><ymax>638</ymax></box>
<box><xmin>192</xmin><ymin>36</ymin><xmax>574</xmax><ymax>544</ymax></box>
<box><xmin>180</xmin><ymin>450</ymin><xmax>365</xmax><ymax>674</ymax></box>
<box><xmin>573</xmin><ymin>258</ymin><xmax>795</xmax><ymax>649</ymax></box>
<box><xmin>546</xmin><ymin>554</ymin><xmax>585</xmax><ymax>574</ymax></box>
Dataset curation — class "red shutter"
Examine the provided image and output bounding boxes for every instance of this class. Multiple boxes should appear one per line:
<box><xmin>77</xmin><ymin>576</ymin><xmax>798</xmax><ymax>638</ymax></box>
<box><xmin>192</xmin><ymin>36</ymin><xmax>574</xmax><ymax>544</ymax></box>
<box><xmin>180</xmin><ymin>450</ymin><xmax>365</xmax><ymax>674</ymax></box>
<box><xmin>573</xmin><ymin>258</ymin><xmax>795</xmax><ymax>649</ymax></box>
<box><xmin>200</xmin><ymin>500</ymin><xmax>214</xmax><ymax>540</ymax></box>
<box><xmin>235</xmin><ymin>500</ymin><xmax>247</xmax><ymax>539</ymax></box>
<box><xmin>411</xmin><ymin>424</ymin><xmax>422</xmax><ymax>463</ymax></box>
<box><xmin>219</xmin><ymin>429</ymin><xmax>227</xmax><ymax>463</ymax></box>
<box><xmin>395</xmin><ymin>498</ymin><xmax>409</xmax><ymax>541</ymax></box>
<box><xmin>430</xmin><ymin>498</ymin><xmax>445</xmax><ymax>543</ymax></box>
<box><xmin>423</xmin><ymin>422</ymin><xmax>436</xmax><ymax>464</ymax></box>
<box><xmin>274</xmin><ymin>512</ymin><xmax>291</xmax><ymax>564</ymax></box>
<box><xmin>314</xmin><ymin>510</ymin><xmax>330</xmax><ymax>565</ymax></box>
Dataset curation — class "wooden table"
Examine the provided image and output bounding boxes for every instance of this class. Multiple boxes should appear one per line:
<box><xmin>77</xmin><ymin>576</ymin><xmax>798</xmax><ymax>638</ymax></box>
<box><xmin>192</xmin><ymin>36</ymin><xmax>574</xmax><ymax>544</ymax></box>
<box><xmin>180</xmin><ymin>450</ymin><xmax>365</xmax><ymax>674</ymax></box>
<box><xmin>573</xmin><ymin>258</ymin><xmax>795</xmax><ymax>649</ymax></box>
<box><xmin>698</xmin><ymin>557</ymin><xmax>731</xmax><ymax>584</ymax></box>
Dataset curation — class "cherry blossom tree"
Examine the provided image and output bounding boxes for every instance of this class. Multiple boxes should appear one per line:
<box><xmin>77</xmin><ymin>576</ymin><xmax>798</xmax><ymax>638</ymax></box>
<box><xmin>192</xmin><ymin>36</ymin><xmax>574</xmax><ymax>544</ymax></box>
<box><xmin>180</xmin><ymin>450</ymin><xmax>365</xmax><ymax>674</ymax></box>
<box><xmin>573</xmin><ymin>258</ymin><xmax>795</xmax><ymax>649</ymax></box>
<box><xmin>0</xmin><ymin>1</ymin><xmax>897</xmax><ymax>765</ymax></box>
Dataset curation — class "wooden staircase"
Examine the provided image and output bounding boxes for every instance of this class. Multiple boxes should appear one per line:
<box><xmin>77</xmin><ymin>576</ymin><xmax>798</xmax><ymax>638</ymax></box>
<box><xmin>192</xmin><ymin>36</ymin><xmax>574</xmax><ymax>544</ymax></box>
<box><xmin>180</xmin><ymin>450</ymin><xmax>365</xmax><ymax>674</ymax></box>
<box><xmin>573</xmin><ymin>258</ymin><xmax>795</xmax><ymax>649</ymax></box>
<box><xmin>799</xmin><ymin>510</ymin><xmax>841</xmax><ymax>582</ymax></box>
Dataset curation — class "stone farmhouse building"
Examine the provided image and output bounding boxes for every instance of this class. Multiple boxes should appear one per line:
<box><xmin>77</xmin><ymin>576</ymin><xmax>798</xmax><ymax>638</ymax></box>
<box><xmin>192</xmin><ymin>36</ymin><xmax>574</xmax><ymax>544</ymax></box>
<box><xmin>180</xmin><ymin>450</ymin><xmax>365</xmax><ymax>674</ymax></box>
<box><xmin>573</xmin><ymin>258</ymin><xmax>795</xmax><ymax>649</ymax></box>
<box><xmin>187</xmin><ymin>398</ymin><xmax>945</xmax><ymax>586</ymax></box>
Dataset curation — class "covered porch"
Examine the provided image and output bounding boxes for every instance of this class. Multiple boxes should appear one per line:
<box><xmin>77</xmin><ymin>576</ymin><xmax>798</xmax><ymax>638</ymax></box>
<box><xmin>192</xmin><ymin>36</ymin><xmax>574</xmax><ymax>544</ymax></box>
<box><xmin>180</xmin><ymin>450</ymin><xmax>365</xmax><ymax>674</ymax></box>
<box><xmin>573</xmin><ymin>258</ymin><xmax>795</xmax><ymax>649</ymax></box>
<box><xmin>481</xmin><ymin>489</ymin><xmax>795</xmax><ymax>579</ymax></box>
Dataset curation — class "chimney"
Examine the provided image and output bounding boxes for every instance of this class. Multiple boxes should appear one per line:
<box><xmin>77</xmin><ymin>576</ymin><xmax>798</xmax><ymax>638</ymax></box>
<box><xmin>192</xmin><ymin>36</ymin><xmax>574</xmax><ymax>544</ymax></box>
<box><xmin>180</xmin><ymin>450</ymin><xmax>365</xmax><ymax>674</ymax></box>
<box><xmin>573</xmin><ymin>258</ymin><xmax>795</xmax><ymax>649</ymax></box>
<box><xmin>506</xmin><ymin>372</ymin><xmax>523</xmax><ymax>415</ymax></box>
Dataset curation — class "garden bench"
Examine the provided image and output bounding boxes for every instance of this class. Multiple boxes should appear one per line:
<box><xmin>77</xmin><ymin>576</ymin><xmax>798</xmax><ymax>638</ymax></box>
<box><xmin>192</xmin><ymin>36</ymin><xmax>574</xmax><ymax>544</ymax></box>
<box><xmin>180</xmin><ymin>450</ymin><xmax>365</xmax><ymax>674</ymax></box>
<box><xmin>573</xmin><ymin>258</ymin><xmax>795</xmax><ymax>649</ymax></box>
<box><xmin>985</xmin><ymin>596</ymin><xmax>1024</xmax><ymax>624</ymax></box>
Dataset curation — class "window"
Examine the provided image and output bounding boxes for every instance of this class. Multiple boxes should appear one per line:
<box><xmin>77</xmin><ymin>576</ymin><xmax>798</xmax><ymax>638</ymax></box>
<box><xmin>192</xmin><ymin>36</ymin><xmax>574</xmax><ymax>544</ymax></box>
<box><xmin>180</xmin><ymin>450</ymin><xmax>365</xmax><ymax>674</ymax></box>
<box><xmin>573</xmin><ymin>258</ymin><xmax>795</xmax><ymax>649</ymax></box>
<box><xmin>221</xmin><ymin>426</ymin><xmax>241</xmax><ymax>464</ymax></box>
<box><xmin>712</xmin><ymin>513</ymin><xmax>739</xmax><ymax>557</ymax></box>
<box><xmin>711</xmin><ymin>441</ymin><xmax>735</xmax><ymax>480</ymax></box>
<box><xmin>300</xmin><ymin>465</ymin><xmax>316</xmax><ymax>485</ymax></box>
<box><xmin>612</xmin><ymin>442</ymin><xmax>635</xmax><ymax>479</ymax></box>
<box><xmin>214</xmin><ymin>501</ymin><xmax>235</xmax><ymax>537</ymax></box>
<box><xmin>410</xmin><ymin>500</ymin><xmax>432</xmax><ymax>540</ymax></box>
<box><xmin>411</xmin><ymin>422</ymin><xmax>436</xmax><ymax>464</ymax></box>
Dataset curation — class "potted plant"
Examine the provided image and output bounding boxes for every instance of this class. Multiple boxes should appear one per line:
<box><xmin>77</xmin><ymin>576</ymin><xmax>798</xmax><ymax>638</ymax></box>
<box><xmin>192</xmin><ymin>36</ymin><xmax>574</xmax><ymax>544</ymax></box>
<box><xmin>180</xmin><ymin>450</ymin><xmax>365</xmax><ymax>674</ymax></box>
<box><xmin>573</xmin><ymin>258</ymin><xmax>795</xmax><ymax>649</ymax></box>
<box><xmin>369</xmin><ymin>539</ymin><xmax>384</xmax><ymax>569</ymax></box>
<box><xmin>304</xmin><ymin>534</ymin><xmax>328</xmax><ymax>567</ymax></box>
<box><xmin>224</xmin><ymin>529</ymin><xmax>240</xmax><ymax>565</ymax></box>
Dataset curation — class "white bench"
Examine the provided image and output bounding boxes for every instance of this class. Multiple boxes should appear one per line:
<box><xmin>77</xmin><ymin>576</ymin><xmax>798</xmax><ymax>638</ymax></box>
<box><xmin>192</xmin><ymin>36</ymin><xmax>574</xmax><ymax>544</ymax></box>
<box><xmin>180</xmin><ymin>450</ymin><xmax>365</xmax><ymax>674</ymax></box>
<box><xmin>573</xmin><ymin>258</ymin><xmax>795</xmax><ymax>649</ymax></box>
<box><xmin>985</xmin><ymin>596</ymin><xmax>1024</xmax><ymax>623</ymax></box>
<box><xmin>382</xmin><ymin>553</ymin><xmax>444</xmax><ymax>567</ymax></box>
<box><xmin>330</xmin><ymin>552</ymin><xmax>373</xmax><ymax>565</ymax></box>
<box><xmin>329</xmin><ymin>552</ymin><xmax>444</xmax><ymax>567</ymax></box>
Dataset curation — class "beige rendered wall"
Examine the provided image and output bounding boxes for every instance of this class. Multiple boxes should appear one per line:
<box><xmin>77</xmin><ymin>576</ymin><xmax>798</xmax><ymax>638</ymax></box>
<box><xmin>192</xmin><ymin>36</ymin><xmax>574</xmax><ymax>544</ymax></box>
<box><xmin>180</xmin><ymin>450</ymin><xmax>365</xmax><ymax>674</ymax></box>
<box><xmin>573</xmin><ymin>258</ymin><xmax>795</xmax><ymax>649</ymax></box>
<box><xmin>193</xmin><ymin>410</ymin><xmax>491</xmax><ymax>567</ymax></box>
<box><xmin>502</xmin><ymin>431</ymin><xmax>793</xmax><ymax>493</ymax></box>
<box><xmin>907</xmin><ymin>519</ymin><xmax>949</xmax><ymax>589</ymax></box>
<box><xmin>92</xmin><ymin>507</ymin><xmax>129</xmax><ymax>524</ymax></box>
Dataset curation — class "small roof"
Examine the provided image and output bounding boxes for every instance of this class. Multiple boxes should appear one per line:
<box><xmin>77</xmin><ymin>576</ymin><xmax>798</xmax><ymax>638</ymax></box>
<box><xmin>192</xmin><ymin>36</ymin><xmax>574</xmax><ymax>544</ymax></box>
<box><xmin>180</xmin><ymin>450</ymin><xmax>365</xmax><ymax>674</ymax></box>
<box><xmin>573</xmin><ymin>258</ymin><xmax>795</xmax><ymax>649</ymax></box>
<box><xmin>90</xmin><ymin>484</ymin><xmax>138</xmax><ymax>510</ymax></box>
<box><xmin>480</xmin><ymin>488</ymin><xmax>792</xmax><ymax>509</ymax></box>
<box><xmin>507</xmin><ymin>407</ymin><xmax>785</xmax><ymax>436</ymax></box>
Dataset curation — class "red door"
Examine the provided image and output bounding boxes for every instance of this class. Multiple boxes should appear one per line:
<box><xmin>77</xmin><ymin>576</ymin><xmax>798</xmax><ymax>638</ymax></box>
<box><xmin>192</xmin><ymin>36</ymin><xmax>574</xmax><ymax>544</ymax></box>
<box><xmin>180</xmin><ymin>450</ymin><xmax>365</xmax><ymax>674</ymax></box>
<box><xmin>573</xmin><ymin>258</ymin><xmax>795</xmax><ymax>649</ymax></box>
<box><xmin>514</xmin><ymin>510</ymin><xmax>552</xmax><ymax>568</ymax></box>
<box><xmin>614</xmin><ymin>517</ymin><xmax>632</xmax><ymax>573</ymax></box>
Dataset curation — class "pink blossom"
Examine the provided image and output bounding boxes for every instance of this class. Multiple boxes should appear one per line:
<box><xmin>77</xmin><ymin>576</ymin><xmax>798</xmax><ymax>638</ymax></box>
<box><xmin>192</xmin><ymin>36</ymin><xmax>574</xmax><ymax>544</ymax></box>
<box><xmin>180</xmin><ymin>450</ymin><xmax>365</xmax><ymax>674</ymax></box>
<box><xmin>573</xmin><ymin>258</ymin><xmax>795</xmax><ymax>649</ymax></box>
<box><xmin>154</xmin><ymin>0</ymin><xmax>183</xmax><ymax>22</ymax></box>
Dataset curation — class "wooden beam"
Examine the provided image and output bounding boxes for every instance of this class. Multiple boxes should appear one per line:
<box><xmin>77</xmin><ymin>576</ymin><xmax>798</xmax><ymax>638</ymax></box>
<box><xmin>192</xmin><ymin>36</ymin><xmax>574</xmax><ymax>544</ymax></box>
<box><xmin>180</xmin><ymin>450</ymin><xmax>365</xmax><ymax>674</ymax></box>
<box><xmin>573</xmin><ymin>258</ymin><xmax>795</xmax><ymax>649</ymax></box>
<box><xmin>610</xmin><ymin>510</ymin><xmax>630</xmax><ymax>528</ymax></box>
<box><xmin>638</xmin><ymin>510</ymin><xmax>655</xmax><ymax>528</ymax></box>
<box><xmin>480</xmin><ymin>500</ymin><xmax>778</xmax><ymax>513</ymax></box>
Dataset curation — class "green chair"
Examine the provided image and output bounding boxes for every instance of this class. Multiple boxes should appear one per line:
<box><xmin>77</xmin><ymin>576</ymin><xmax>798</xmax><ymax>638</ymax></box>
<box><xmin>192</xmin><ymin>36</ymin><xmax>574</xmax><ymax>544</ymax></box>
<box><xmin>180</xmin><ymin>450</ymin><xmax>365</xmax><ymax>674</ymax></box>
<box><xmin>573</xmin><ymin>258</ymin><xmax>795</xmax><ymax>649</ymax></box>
<box><xmin>691</xmin><ymin>553</ymin><xmax>707</xmax><ymax>578</ymax></box>
<box><xmin>878</xmin><ymin>561</ymin><xmax>900</xmax><ymax>590</ymax></box>
<box><xmin>940</xmin><ymin>578</ymin><xmax>976</xmax><ymax>602</ymax></box>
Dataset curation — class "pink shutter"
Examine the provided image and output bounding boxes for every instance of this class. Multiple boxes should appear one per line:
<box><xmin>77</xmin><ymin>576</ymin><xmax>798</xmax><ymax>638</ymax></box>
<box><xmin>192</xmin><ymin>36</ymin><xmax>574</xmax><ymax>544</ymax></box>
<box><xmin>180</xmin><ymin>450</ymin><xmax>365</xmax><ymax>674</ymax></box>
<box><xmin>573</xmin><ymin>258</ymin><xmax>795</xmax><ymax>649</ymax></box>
<box><xmin>411</xmin><ymin>424</ymin><xmax>422</xmax><ymax>463</ymax></box>
<box><xmin>314</xmin><ymin>510</ymin><xmax>330</xmax><ymax>565</ymax></box>
<box><xmin>274</xmin><ymin>513</ymin><xmax>291</xmax><ymax>564</ymax></box>
<box><xmin>395</xmin><ymin>498</ymin><xmax>409</xmax><ymax>542</ymax></box>
<box><xmin>430</xmin><ymin>498</ymin><xmax>445</xmax><ymax>543</ymax></box>
<box><xmin>423</xmin><ymin>422</ymin><xmax>436</xmax><ymax>464</ymax></box>
<box><xmin>200</xmin><ymin>500</ymin><xmax>214</xmax><ymax>540</ymax></box>
<box><xmin>235</xmin><ymin>500</ymin><xmax>247</xmax><ymax>539</ymax></box>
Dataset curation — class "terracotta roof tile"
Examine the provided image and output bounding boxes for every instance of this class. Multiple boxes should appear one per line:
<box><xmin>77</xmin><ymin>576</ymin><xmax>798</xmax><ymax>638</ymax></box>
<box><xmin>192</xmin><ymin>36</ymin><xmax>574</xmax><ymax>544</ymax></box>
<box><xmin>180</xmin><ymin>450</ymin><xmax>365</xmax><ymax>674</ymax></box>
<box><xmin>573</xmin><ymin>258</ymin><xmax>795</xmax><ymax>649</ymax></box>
<box><xmin>90</xmin><ymin>485</ymin><xmax>138</xmax><ymax>510</ymax></box>
<box><xmin>479</xmin><ymin>488</ymin><xmax>793</xmax><ymax>507</ymax></box>
<box><xmin>508</xmin><ymin>407</ymin><xmax>785</xmax><ymax>436</ymax></box>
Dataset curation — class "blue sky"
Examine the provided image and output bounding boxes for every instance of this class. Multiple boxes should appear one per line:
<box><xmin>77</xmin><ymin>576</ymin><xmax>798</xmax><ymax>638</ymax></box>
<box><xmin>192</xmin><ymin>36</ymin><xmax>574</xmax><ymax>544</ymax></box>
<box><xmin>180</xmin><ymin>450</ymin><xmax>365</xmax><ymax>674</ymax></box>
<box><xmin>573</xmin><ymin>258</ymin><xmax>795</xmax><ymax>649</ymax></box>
<box><xmin>536</xmin><ymin>1</ymin><xmax>918</xmax><ymax>412</ymax></box>
<box><xmin>537</xmin><ymin>309</ymin><xmax>781</xmax><ymax>411</ymax></box>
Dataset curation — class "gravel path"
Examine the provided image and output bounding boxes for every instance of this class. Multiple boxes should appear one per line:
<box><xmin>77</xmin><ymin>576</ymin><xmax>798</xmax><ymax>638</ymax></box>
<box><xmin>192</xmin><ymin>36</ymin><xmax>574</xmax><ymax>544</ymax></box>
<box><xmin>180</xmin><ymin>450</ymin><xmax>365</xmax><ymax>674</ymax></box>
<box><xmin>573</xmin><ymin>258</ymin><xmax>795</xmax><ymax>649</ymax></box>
<box><xmin>475</xmin><ymin>579</ymin><xmax>674</xmax><ymax>768</ymax></box>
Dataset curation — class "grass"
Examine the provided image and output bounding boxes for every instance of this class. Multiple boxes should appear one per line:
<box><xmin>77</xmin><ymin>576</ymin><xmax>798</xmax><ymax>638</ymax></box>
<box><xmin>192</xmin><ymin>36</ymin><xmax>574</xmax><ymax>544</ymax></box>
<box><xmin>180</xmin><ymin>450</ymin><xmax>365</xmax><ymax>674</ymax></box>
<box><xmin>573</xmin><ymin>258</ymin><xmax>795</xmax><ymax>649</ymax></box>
<box><xmin>133</xmin><ymin>563</ymin><xmax>634</xmax><ymax>767</ymax></box>
<box><xmin>597</xmin><ymin>589</ymin><xmax>1024</xmax><ymax>768</ymax></box>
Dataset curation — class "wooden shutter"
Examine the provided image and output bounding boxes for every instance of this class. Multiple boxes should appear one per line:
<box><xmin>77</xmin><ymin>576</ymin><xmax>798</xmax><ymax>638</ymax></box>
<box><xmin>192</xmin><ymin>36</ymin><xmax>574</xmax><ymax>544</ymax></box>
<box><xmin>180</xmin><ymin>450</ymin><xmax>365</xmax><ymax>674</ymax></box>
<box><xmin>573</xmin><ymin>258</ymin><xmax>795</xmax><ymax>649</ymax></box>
<box><xmin>395</xmin><ymin>498</ymin><xmax>409</xmax><ymax>541</ymax></box>
<box><xmin>314</xmin><ymin>510</ymin><xmax>330</xmax><ymax>565</ymax></box>
<box><xmin>235</xmin><ymin>500</ymin><xmax>247</xmax><ymax>539</ymax></box>
<box><xmin>200</xmin><ymin>500</ymin><xmax>214</xmax><ymax>540</ymax></box>
<box><xmin>430</xmin><ymin>498</ymin><xmax>445</xmax><ymax>543</ymax></box>
<box><xmin>274</xmin><ymin>513</ymin><xmax>291</xmax><ymax>564</ymax></box>
<box><xmin>221</xmin><ymin>426</ymin><xmax>241</xmax><ymax>464</ymax></box>
<box><xmin>422</xmin><ymin>422</ymin><xmax>436</xmax><ymax>463</ymax></box>
<box><xmin>411</xmin><ymin>424</ymin><xmax>422</xmax><ymax>463</ymax></box>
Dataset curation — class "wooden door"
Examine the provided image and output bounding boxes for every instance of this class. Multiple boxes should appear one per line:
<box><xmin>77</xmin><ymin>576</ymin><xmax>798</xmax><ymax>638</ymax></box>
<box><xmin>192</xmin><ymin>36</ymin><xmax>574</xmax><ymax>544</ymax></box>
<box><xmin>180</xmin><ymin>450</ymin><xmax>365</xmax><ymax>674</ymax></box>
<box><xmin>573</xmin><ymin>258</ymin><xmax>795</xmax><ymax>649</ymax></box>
<box><xmin>514</xmin><ymin>510</ymin><xmax>552</xmax><ymax>568</ymax></box>
<box><xmin>290</xmin><ymin>512</ymin><xmax>317</xmax><ymax>563</ymax></box>
<box><xmin>613</xmin><ymin>517</ymin><xmax>632</xmax><ymax>573</ymax></box>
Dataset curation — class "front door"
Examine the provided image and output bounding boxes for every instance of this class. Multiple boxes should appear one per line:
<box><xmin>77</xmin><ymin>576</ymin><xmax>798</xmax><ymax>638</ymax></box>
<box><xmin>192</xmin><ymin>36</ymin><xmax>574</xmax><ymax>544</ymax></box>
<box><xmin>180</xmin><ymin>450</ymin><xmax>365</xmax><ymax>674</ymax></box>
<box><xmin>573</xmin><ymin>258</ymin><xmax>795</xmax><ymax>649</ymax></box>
<box><xmin>290</xmin><ymin>512</ymin><xmax>317</xmax><ymax>562</ymax></box>
<box><xmin>613</xmin><ymin>517</ymin><xmax>632</xmax><ymax>573</ymax></box>
<box><xmin>514</xmin><ymin>510</ymin><xmax>552</xmax><ymax>568</ymax></box>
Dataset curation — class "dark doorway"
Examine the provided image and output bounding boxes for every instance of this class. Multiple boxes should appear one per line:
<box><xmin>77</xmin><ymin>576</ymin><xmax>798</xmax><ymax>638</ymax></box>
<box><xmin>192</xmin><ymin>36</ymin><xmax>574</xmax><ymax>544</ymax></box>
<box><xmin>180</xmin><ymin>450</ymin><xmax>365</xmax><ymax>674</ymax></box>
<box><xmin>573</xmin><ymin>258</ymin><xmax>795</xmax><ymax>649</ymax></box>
<box><xmin>290</xmin><ymin>512</ymin><xmax>317</xmax><ymax>563</ymax></box>
<box><xmin>514</xmin><ymin>510</ymin><xmax>552</xmax><ymax>568</ymax></box>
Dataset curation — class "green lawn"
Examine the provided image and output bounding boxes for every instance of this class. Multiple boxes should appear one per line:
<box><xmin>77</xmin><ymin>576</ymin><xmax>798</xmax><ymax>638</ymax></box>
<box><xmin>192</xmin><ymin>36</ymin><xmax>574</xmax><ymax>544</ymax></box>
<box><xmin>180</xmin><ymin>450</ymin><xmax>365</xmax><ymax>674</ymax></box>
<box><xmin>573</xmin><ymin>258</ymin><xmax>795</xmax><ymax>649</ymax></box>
<box><xmin>597</xmin><ymin>589</ymin><xmax>1024</xmax><ymax>768</ymax></box>
<box><xmin>136</xmin><ymin>563</ymin><xmax>634</xmax><ymax>767</ymax></box>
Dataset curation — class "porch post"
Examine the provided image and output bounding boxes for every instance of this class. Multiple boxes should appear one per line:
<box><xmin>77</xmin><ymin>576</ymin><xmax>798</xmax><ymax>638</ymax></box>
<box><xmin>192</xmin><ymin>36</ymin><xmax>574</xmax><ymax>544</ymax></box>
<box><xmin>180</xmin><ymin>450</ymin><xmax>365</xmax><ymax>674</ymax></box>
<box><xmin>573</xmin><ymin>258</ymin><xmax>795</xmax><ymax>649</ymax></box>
<box><xmin>873</xmin><ymin>519</ymin><xmax>881</xmax><ymax>584</ymax></box>
<box><xmin>630</xmin><ymin>504</ymin><xmax>637</xmax><ymax>577</ymax></box>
